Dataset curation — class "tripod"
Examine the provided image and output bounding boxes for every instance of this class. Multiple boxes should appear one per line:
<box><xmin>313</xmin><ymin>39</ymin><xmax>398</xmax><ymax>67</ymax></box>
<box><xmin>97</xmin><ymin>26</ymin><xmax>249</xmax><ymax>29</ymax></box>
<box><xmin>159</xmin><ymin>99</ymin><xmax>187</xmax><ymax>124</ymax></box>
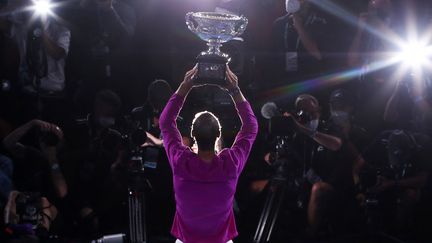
<box><xmin>127</xmin><ymin>152</ymin><xmax>152</xmax><ymax>243</ymax></box>
<box><xmin>253</xmin><ymin>136</ymin><xmax>305</xmax><ymax>243</ymax></box>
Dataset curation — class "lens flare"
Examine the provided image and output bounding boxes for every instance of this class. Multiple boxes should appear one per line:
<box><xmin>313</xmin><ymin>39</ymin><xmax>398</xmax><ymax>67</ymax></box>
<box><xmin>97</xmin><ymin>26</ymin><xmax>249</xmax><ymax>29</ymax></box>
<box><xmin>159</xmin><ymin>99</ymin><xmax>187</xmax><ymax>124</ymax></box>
<box><xmin>396</xmin><ymin>41</ymin><xmax>432</xmax><ymax>68</ymax></box>
<box><xmin>31</xmin><ymin>0</ymin><xmax>54</xmax><ymax>17</ymax></box>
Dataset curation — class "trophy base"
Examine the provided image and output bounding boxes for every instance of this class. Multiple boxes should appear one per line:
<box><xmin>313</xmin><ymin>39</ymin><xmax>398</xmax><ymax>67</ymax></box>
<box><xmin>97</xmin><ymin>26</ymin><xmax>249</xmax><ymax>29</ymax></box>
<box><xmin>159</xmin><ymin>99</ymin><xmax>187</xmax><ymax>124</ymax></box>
<box><xmin>195</xmin><ymin>53</ymin><xmax>228</xmax><ymax>86</ymax></box>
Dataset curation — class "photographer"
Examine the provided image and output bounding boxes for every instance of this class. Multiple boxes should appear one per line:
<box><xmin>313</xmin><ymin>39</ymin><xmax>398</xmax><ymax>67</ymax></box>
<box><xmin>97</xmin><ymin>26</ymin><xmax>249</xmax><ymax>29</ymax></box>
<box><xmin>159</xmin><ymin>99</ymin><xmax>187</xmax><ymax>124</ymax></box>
<box><xmin>274</xmin><ymin>94</ymin><xmax>359</xmax><ymax>235</ymax></box>
<box><xmin>2</xmin><ymin>119</ymin><xmax>67</xmax><ymax>237</ymax></box>
<box><xmin>363</xmin><ymin>130</ymin><xmax>432</xmax><ymax>231</ymax></box>
<box><xmin>271</xmin><ymin>0</ymin><xmax>333</xmax><ymax>84</ymax></box>
<box><xmin>159</xmin><ymin>65</ymin><xmax>258</xmax><ymax>243</ymax></box>
<box><xmin>0</xmin><ymin>0</ymin><xmax>71</xmax><ymax>125</ymax></box>
<box><xmin>347</xmin><ymin>0</ymin><xmax>395</xmax><ymax>68</ymax></box>
<box><xmin>347</xmin><ymin>0</ymin><xmax>397</xmax><ymax>134</ymax></box>
<box><xmin>132</xmin><ymin>79</ymin><xmax>194</xmax><ymax>237</ymax></box>
<box><xmin>66</xmin><ymin>89</ymin><xmax>128</xmax><ymax>237</ymax></box>
<box><xmin>0</xmin><ymin>0</ymin><xmax>70</xmax><ymax>93</ymax></box>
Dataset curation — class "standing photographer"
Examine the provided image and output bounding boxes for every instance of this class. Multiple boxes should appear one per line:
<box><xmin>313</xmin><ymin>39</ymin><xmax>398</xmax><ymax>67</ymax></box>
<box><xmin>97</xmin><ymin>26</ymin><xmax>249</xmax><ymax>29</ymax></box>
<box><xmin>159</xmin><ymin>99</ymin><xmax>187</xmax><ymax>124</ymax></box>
<box><xmin>271</xmin><ymin>0</ymin><xmax>333</xmax><ymax>85</ymax></box>
<box><xmin>347</xmin><ymin>0</ymin><xmax>396</xmax><ymax>134</ymax></box>
<box><xmin>0</xmin><ymin>0</ymin><xmax>71</xmax><ymax>125</ymax></box>
<box><xmin>65</xmin><ymin>89</ymin><xmax>129</xmax><ymax>237</ymax></box>
<box><xmin>159</xmin><ymin>65</ymin><xmax>258</xmax><ymax>243</ymax></box>
<box><xmin>2</xmin><ymin>119</ymin><xmax>67</xmax><ymax>238</ymax></box>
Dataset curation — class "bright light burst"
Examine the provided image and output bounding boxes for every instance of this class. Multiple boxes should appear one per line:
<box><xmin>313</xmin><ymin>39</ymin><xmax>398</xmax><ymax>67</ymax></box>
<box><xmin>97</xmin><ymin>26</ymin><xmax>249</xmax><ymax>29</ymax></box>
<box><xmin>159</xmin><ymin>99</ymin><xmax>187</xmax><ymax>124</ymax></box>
<box><xmin>31</xmin><ymin>0</ymin><xmax>54</xmax><ymax>18</ymax></box>
<box><xmin>395</xmin><ymin>41</ymin><xmax>432</xmax><ymax>68</ymax></box>
<box><xmin>258</xmin><ymin>1</ymin><xmax>432</xmax><ymax>101</ymax></box>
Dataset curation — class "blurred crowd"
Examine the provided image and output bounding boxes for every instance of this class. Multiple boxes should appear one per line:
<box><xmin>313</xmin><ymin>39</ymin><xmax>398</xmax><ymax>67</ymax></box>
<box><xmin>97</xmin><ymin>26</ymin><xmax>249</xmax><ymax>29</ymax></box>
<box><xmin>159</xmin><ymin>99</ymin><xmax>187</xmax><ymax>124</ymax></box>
<box><xmin>0</xmin><ymin>0</ymin><xmax>432</xmax><ymax>242</ymax></box>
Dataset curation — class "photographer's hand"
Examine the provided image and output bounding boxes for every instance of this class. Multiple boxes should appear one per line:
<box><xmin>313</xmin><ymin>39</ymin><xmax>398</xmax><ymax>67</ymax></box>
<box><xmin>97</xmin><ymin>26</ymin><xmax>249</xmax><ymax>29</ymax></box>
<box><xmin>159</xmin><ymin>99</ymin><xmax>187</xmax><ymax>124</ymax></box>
<box><xmin>284</xmin><ymin>113</ymin><xmax>342</xmax><ymax>151</ymax></box>
<box><xmin>142</xmin><ymin>131</ymin><xmax>163</xmax><ymax>148</ymax></box>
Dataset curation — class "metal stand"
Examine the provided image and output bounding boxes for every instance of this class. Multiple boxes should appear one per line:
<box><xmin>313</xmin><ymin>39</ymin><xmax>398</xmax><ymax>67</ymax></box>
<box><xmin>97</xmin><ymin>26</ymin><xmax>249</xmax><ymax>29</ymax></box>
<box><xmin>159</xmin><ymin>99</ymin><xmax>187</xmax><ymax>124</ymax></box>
<box><xmin>127</xmin><ymin>155</ymin><xmax>150</xmax><ymax>243</ymax></box>
<box><xmin>128</xmin><ymin>188</ymin><xmax>146</xmax><ymax>243</ymax></box>
<box><xmin>253</xmin><ymin>176</ymin><xmax>287</xmax><ymax>243</ymax></box>
<box><xmin>254</xmin><ymin>136</ymin><xmax>304</xmax><ymax>243</ymax></box>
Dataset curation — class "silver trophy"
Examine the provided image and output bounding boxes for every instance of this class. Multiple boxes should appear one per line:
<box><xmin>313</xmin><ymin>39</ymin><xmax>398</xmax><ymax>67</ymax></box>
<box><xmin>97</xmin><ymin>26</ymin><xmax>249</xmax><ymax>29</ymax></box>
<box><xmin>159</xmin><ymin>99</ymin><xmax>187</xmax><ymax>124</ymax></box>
<box><xmin>186</xmin><ymin>12</ymin><xmax>248</xmax><ymax>84</ymax></box>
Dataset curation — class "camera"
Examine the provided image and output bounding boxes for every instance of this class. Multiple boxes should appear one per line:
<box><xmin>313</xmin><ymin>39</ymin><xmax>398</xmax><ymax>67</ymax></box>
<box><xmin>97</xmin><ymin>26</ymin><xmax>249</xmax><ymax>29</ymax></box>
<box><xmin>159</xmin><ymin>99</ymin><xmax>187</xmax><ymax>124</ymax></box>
<box><xmin>15</xmin><ymin>192</ymin><xmax>42</xmax><ymax>229</ymax></box>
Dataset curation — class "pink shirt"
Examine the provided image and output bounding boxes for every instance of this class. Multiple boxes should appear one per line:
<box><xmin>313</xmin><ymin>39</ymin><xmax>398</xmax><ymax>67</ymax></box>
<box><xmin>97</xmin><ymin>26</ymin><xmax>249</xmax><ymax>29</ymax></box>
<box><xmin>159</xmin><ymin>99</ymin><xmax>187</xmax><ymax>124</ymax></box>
<box><xmin>159</xmin><ymin>93</ymin><xmax>258</xmax><ymax>243</ymax></box>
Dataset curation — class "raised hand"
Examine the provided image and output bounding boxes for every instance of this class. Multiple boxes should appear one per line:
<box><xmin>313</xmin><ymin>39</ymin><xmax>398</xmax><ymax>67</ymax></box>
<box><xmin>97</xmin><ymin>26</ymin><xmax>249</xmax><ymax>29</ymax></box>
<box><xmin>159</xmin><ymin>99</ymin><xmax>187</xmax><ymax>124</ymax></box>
<box><xmin>220</xmin><ymin>65</ymin><xmax>238</xmax><ymax>91</ymax></box>
<box><xmin>176</xmin><ymin>65</ymin><xmax>198</xmax><ymax>97</ymax></box>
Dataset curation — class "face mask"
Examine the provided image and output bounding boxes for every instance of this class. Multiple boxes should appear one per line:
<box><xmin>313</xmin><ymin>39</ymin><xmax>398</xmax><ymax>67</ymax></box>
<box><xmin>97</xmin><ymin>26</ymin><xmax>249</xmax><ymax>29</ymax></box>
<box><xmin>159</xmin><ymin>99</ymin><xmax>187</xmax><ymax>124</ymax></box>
<box><xmin>286</xmin><ymin>0</ymin><xmax>301</xmax><ymax>14</ymax></box>
<box><xmin>331</xmin><ymin>111</ymin><xmax>350</xmax><ymax>124</ymax></box>
<box><xmin>98</xmin><ymin>117</ymin><xmax>115</xmax><ymax>128</ymax></box>
<box><xmin>306</xmin><ymin>119</ymin><xmax>319</xmax><ymax>132</ymax></box>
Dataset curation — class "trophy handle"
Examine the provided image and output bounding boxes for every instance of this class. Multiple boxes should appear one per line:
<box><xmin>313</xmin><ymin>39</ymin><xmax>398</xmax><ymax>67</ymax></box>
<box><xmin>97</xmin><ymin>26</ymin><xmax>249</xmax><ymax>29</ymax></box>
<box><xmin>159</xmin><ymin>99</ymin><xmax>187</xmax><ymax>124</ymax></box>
<box><xmin>186</xmin><ymin>12</ymin><xmax>198</xmax><ymax>33</ymax></box>
<box><xmin>234</xmin><ymin>16</ymin><xmax>248</xmax><ymax>36</ymax></box>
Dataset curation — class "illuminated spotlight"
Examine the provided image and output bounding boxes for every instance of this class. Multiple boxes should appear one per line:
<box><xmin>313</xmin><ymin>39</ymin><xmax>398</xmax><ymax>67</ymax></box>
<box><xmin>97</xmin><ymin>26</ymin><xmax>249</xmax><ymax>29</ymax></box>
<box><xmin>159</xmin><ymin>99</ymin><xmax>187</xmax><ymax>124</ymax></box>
<box><xmin>395</xmin><ymin>41</ymin><xmax>432</xmax><ymax>68</ymax></box>
<box><xmin>31</xmin><ymin>0</ymin><xmax>54</xmax><ymax>18</ymax></box>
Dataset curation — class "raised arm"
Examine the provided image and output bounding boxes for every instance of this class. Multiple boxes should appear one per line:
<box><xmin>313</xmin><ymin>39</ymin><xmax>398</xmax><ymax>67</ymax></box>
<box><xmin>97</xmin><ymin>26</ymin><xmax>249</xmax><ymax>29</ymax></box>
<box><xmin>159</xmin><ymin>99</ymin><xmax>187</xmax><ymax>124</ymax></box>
<box><xmin>347</xmin><ymin>13</ymin><xmax>368</xmax><ymax>67</ymax></box>
<box><xmin>41</xmin><ymin>144</ymin><xmax>68</xmax><ymax>199</ymax></box>
<box><xmin>292</xmin><ymin>13</ymin><xmax>322</xmax><ymax>60</ymax></box>
<box><xmin>224</xmin><ymin>67</ymin><xmax>258</xmax><ymax>172</ymax></box>
<box><xmin>3</xmin><ymin>120</ymin><xmax>63</xmax><ymax>156</ymax></box>
<box><xmin>159</xmin><ymin>67</ymin><xmax>197</xmax><ymax>164</ymax></box>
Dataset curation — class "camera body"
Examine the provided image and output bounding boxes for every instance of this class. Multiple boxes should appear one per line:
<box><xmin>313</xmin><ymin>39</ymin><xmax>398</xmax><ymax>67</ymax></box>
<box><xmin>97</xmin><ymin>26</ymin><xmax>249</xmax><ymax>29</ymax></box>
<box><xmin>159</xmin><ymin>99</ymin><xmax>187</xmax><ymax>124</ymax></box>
<box><xmin>15</xmin><ymin>192</ymin><xmax>42</xmax><ymax>229</ymax></box>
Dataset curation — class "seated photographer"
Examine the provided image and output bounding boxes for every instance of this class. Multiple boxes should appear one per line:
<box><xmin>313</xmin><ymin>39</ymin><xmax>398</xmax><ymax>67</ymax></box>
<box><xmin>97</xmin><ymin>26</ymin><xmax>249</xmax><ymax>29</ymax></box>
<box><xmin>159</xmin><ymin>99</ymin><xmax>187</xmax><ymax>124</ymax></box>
<box><xmin>159</xmin><ymin>65</ymin><xmax>258</xmax><ymax>243</ymax></box>
<box><xmin>362</xmin><ymin>130</ymin><xmax>432</xmax><ymax>231</ymax></box>
<box><xmin>277</xmin><ymin>94</ymin><xmax>360</xmax><ymax>235</ymax></box>
<box><xmin>2</xmin><ymin>119</ymin><xmax>67</xmax><ymax>236</ymax></box>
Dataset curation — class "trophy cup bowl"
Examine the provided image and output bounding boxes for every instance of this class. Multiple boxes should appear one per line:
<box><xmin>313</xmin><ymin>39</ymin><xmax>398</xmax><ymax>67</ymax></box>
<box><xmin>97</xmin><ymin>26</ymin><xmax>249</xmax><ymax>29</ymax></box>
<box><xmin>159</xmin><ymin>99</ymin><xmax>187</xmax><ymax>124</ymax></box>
<box><xmin>186</xmin><ymin>12</ymin><xmax>248</xmax><ymax>85</ymax></box>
